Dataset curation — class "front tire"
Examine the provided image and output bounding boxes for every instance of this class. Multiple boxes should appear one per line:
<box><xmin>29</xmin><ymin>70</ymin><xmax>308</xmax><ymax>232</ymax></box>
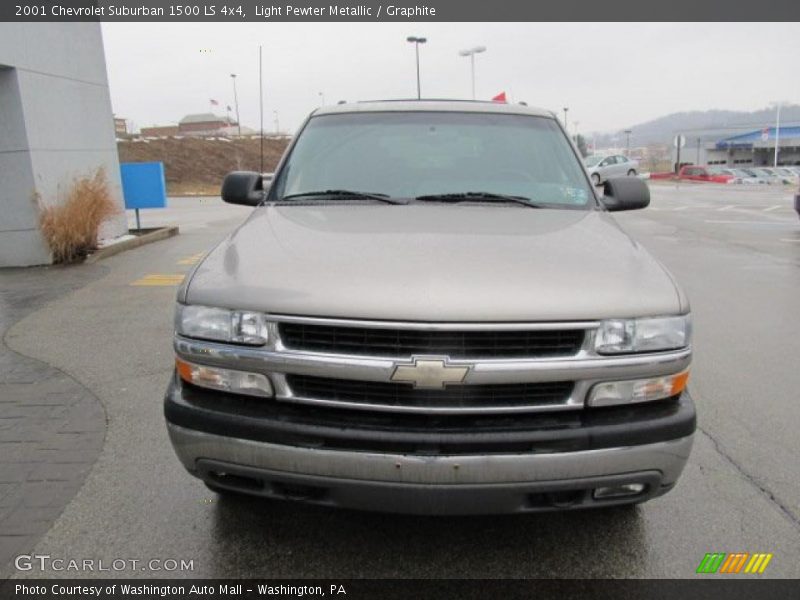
<box><xmin>627</xmin><ymin>169</ymin><xmax>637</xmax><ymax>177</ymax></box>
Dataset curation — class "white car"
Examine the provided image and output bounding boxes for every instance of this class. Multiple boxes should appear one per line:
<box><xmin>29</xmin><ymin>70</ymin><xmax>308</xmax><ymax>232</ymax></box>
<box><xmin>719</xmin><ymin>168</ymin><xmax>766</xmax><ymax>185</ymax></box>
<box><xmin>584</xmin><ymin>154</ymin><xmax>639</xmax><ymax>185</ymax></box>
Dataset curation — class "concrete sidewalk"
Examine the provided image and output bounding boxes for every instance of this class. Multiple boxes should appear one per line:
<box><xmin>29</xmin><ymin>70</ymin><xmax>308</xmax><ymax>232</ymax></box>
<box><xmin>0</xmin><ymin>265</ymin><xmax>107</xmax><ymax>576</ymax></box>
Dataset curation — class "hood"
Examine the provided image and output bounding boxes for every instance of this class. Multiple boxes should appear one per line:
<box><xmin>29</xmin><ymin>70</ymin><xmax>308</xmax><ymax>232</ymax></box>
<box><xmin>184</xmin><ymin>204</ymin><xmax>685</xmax><ymax>322</ymax></box>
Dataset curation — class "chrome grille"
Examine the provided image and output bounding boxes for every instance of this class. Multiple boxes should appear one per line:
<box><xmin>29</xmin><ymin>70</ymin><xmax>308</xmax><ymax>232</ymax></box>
<box><xmin>278</xmin><ymin>322</ymin><xmax>585</xmax><ymax>358</ymax></box>
<box><xmin>286</xmin><ymin>374</ymin><xmax>574</xmax><ymax>411</ymax></box>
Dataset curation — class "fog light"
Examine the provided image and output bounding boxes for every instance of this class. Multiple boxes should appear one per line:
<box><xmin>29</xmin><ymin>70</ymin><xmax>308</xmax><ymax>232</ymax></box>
<box><xmin>176</xmin><ymin>358</ymin><xmax>273</xmax><ymax>398</ymax></box>
<box><xmin>588</xmin><ymin>371</ymin><xmax>689</xmax><ymax>407</ymax></box>
<box><xmin>593</xmin><ymin>483</ymin><xmax>646</xmax><ymax>500</ymax></box>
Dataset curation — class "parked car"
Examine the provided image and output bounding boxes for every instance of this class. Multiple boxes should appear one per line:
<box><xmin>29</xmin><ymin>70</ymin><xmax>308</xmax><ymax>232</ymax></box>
<box><xmin>164</xmin><ymin>100</ymin><xmax>694</xmax><ymax>514</ymax></box>
<box><xmin>719</xmin><ymin>168</ymin><xmax>767</xmax><ymax>185</ymax></box>
<box><xmin>796</xmin><ymin>182</ymin><xmax>800</xmax><ymax>220</ymax></box>
<box><xmin>760</xmin><ymin>167</ymin><xmax>798</xmax><ymax>185</ymax></box>
<box><xmin>752</xmin><ymin>168</ymin><xmax>788</xmax><ymax>185</ymax></box>
<box><xmin>678</xmin><ymin>165</ymin><xmax>735</xmax><ymax>183</ymax></box>
<box><xmin>584</xmin><ymin>154</ymin><xmax>639</xmax><ymax>185</ymax></box>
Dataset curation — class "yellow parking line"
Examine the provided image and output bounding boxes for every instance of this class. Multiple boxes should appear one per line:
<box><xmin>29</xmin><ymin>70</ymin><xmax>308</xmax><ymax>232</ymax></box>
<box><xmin>177</xmin><ymin>252</ymin><xmax>205</xmax><ymax>265</ymax></box>
<box><xmin>130</xmin><ymin>274</ymin><xmax>186</xmax><ymax>286</ymax></box>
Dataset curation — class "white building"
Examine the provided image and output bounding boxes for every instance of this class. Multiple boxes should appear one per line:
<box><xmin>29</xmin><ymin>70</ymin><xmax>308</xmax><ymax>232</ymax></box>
<box><xmin>0</xmin><ymin>23</ymin><xmax>127</xmax><ymax>266</ymax></box>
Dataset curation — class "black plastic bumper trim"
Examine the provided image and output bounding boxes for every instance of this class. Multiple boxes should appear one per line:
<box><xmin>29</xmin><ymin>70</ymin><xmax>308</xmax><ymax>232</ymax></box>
<box><xmin>163</xmin><ymin>373</ymin><xmax>696</xmax><ymax>455</ymax></box>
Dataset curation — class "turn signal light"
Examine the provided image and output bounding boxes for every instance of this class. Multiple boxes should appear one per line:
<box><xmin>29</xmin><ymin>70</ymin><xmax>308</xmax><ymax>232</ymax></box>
<box><xmin>588</xmin><ymin>371</ymin><xmax>689</xmax><ymax>407</ymax></box>
<box><xmin>176</xmin><ymin>358</ymin><xmax>273</xmax><ymax>398</ymax></box>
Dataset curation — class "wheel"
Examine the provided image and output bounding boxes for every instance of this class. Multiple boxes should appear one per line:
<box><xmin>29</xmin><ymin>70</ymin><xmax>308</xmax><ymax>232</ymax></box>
<box><xmin>627</xmin><ymin>169</ymin><xmax>637</xmax><ymax>177</ymax></box>
<box><xmin>591</xmin><ymin>173</ymin><xmax>601</xmax><ymax>186</ymax></box>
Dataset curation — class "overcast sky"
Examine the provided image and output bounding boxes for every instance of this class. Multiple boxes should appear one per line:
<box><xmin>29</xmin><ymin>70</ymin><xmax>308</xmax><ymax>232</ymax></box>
<box><xmin>101</xmin><ymin>22</ymin><xmax>799</xmax><ymax>135</ymax></box>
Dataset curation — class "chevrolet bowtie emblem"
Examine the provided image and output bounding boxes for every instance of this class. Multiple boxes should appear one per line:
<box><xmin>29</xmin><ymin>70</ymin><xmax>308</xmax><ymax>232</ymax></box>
<box><xmin>390</xmin><ymin>357</ymin><xmax>469</xmax><ymax>389</ymax></box>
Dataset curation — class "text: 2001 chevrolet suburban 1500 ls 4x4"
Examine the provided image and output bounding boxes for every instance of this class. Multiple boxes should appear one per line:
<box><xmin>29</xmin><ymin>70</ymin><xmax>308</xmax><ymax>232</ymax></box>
<box><xmin>164</xmin><ymin>100</ymin><xmax>695</xmax><ymax>514</ymax></box>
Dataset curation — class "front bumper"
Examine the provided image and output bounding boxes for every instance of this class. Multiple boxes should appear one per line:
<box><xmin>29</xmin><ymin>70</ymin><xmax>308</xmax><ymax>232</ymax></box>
<box><xmin>164</xmin><ymin>376</ymin><xmax>695</xmax><ymax>514</ymax></box>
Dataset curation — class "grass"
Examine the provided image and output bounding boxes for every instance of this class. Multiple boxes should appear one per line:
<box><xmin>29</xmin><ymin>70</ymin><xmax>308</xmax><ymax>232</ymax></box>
<box><xmin>36</xmin><ymin>168</ymin><xmax>120</xmax><ymax>263</ymax></box>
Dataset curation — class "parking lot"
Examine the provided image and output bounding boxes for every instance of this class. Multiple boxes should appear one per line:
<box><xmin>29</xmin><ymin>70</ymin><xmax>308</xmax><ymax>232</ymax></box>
<box><xmin>1</xmin><ymin>182</ymin><xmax>799</xmax><ymax>579</ymax></box>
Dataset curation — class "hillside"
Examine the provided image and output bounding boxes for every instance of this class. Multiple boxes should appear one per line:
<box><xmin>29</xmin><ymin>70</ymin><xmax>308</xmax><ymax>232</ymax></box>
<box><xmin>596</xmin><ymin>104</ymin><xmax>800</xmax><ymax>147</ymax></box>
<box><xmin>117</xmin><ymin>136</ymin><xmax>290</xmax><ymax>195</ymax></box>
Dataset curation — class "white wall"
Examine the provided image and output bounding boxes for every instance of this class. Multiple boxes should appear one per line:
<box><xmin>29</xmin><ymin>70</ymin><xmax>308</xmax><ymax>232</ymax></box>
<box><xmin>0</xmin><ymin>23</ymin><xmax>127</xmax><ymax>267</ymax></box>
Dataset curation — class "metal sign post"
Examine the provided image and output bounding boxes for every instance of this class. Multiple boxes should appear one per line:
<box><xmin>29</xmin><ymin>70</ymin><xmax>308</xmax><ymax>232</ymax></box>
<box><xmin>674</xmin><ymin>134</ymin><xmax>686</xmax><ymax>173</ymax></box>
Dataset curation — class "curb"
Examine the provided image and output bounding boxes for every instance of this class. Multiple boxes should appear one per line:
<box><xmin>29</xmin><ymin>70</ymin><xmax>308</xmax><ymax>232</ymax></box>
<box><xmin>86</xmin><ymin>226</ymin><xmax>179</xmax><ymax>264</ymax></box>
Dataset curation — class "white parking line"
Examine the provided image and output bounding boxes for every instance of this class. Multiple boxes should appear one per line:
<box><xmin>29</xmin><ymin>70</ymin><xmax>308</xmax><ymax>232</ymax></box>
<box><xmin>717</xmin><ymin>205</ymin><xmax>735</xmax><ymax>211</ymax></box>
<box><xmin>704</xmin><ymin>220</ymin><xmax>791</xmax><ymax>225</ymax></box>
<box><xmin>779</xmin><ymin>238</ymin><xmax>800</xmax><ymax>243</ymax></box>
<box><xmin>764</xmin><ymin>205</ymin><xmax>783</xmax><ymax>212</ymax></box>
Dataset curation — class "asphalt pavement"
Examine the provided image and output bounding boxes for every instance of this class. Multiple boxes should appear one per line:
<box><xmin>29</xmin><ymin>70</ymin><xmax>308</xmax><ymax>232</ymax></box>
<box><xmin>2</xmin><ymin>186</ymin><xmax>799</xmax><ymax>578</ymax></box>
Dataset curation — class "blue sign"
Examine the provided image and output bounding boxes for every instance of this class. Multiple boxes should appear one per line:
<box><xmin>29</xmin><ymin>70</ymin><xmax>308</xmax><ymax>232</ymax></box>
<box><xmin>120</xmin><ymin>162</ymin><xmax>167</xmax><ymax>209</ymax></box>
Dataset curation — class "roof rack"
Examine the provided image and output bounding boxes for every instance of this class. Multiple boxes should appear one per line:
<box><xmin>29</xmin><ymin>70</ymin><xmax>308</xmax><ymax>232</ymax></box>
<box><xmin>356</xmin><ymin>98</ymin><xmax>503</xmax><ymax>105</ymax></box>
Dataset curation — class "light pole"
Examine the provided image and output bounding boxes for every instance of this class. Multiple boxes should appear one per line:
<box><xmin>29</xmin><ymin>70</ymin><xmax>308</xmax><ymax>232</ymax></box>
<box><xmin>774</xmin><ymin>102</ymin><xmax>782</xmax><ymax>167</ymax></box>
<box><xmin>406</xmin><ymin>36</ymin><xmax>427</xmax><ymax>99</ymax></box>
<box><xmin>562</xmin><ymin>107</ymin><xmax>569</xmax><ymax>135</ymax></box>
<box><xmin>624</xmin><ymin>129</ymin><xmax>632</xmax><ymax>156</ymax></box>
<box><xmin>230</xmin><ymin>73</ymin><xmax>241</xmax><ymax>136</ymax></box>
<box><xmin>458</xmin><ymin>46</ymin><xmax>486</xmax><ymax>100</ymax></box>
<box><xmin>573</xmin><ymin>120</ymin><xmax>580</xmax><ymax>143</ymax></box>
<box><xmin>319</xmin><ymin>91</ymin><xmax>325</xmax><ymax>106</ymax></box>
<box><xmin>273</xmin><ymin>110</ymin><xmax>279</xmax><ymax>135</ymax></box>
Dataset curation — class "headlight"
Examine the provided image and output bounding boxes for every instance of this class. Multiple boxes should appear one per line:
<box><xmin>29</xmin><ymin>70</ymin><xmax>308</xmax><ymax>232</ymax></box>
<box><xmin>594</xmin><ymin>315</ymin><xmax>691</xmax><ymax>354</ymax></box>
<box><xmin>175</xmin><ymin>304</ymin><xmax>268</xmax><ymax>346</ymax></box>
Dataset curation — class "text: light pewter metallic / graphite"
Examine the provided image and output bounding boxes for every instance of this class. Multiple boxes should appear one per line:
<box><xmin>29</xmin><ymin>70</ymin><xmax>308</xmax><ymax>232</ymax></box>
<box><xmin>44</xmin><ymin>4</ymin><xmax>438</xmax><ymax>18</ymax></box>
<box><xmin>255</xmin><ymin>5</ymin><xmax>437</xmax><ymax>17</ymax></box>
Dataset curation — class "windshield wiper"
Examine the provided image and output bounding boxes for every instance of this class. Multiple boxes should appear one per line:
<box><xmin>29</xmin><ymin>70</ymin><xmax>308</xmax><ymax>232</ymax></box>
<box><xmin>279</xmin><ymin>190</ymin><xmax>409</xmax><ymax>205</ymax></box>
<box><xmin>414</xmin><ymin>192</ymin><xmax>543</xmax><ymax>208</ymax></box>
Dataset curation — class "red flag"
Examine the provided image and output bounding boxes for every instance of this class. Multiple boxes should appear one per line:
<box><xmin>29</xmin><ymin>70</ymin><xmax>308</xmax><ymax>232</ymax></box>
<box><xmin>491</xmin><ymin>92</ymin><xmax>507</xmax><ymax>103</ymax></box>
<box><xmin>209</xmin><ymin>98</ymin><xmax>219</xmax><ymax>106</ymax></box>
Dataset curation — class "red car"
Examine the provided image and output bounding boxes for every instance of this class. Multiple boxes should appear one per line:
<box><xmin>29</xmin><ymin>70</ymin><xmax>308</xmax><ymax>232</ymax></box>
<box><xmin>678</xmin><ymin>165</ymin><xmax>735</xmax><ymax>183</ymax></box>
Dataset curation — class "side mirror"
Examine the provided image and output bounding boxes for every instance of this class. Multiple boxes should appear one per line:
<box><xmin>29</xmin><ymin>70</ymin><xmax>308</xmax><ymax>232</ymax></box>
<box><xmin>221</xmin><ymin>171</ymin><xmax>269</xmax><ymax>206</ymax></box>
<box><xmin>601</xmin><ymin>177</ymin><xmax>650</xmax><ymax>212</ymax></box>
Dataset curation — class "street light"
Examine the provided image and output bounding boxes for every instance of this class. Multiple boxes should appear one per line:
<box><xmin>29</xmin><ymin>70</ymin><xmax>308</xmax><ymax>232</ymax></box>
<box><xmin>273</xmin><ymin>110</ymin><xmax>279</xmax><ymax>135</ymax></box>
<box><xmin>319</xmin><ymin>91</ymin><xmax>325</xmax><ymax>106</ymax></box>
<box><xmin>562</xmin><ymin>107</ymin><xmax>569</xmax><ymax>135</ymax></box>
<box><xmin>230</xmin><ymin>73</ymin><xmax>241</xmax><ymax>137</ymax></box>
<box><xmin>773</xmin><ymin>101</ymin><xmax>784</xmax><ymax>167</ymax></box>
<box><xmin>624</xmin><ymin>129</ymin><xmax>632</xmax><ymax>157</ymax></box>
<box><xmin>406</xmin><ymin>36</ymin><xmax>427</xmax><ymax>99</ymax></box>
<box><xmin>458</xmin><ymin>45</ymin><xmax>486</xmax><ymax>100</ymax></box>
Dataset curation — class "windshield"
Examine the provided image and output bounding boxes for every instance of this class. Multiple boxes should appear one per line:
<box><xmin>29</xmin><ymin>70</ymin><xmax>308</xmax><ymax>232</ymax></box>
<box><xmin>583</xmin><ymin>155</ymin><xmax>604</xmax><ymax>167</ymax></box>
<box><xmin>272</xmin><ymin>111</ymin><xmax>594</xmax><ymax>208</ymax></box>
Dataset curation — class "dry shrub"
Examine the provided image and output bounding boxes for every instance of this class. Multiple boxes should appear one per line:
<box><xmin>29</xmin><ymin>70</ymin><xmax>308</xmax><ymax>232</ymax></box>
<box><xmin>37</xmin><ymin>168</ymin><xmax>120</xmax><ymax>263</ymax></box>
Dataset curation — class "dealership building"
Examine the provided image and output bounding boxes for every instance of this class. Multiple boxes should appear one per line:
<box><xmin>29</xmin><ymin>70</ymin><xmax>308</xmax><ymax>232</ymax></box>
<box><xmin>673</xmin><ymin>123</ymin><xmax>800</xmax><ymax>168</ymax></box>
<box><xmin>0</xmin><ymin>23</ymin><xmax>127</xmax><ymax>267</ymax></box>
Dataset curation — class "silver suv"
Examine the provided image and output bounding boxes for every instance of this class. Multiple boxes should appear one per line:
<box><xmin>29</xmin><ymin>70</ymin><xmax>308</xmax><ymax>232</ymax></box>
<box><xmin>165</xmin><ymin>100</ymin><xmax>694</xmax><ymax>514</ymax></box>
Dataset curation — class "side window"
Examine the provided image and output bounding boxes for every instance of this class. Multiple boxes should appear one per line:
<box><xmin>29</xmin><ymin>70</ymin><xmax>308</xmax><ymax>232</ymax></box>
<box><xmin>600</xmin><ymin>157</ymin><xmax>612</xmax><ymax>167</ymax></box>
<box><xmin>616</xmin><ymin>156</ymin><xmax>627</xmax><ymax>163</ymax></box>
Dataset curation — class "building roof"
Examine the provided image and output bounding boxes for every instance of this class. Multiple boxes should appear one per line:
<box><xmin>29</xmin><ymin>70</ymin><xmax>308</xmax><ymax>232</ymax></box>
<box><xmin>179</xmin><ymin>113</ymin><xmax>228</xmax><ymax>124</ymax></box>
<box><xmin>716</xmin><ymin>125</ymin><xmax>800</xmax><ymax>149</ymax></box>
<box><xmin>314</xmin><ymin>99</ymin><xmax>553</xmax><ymax>118</ymax></box>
